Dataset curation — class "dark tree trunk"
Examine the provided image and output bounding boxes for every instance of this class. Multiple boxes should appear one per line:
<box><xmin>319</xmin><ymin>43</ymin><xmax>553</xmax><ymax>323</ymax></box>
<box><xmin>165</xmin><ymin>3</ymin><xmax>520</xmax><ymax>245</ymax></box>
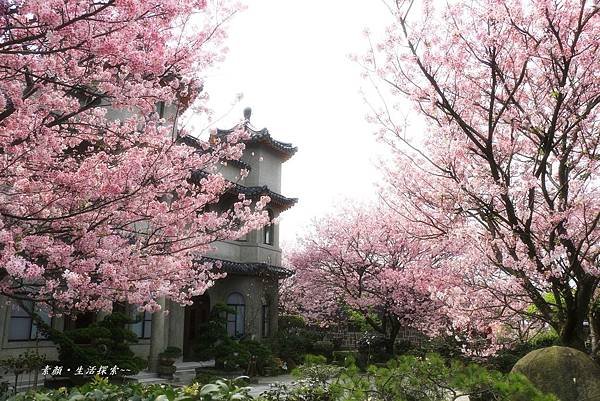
<box><xmin>560</xmin><ymin>321</ymin><xmax>587</xmax><ymax>352</ymax></box>
<box><xmin>556</xmin><ymin>276</ymin><xmax>597</xmax><ymax>353</ymax></box>
<box><xmin>365</xmin><ymin>311</ymin><xmax>401</xmax><ymax>356</ymax></box>
<box><xmin>590</xmin><ymin>305</ymin><xmax>600</xmax><ymax>361</ymax></box>
<box><xmin>384</xmin><ymin>315</ymin><xmax>401</xmax><ymax>356</ymax></box>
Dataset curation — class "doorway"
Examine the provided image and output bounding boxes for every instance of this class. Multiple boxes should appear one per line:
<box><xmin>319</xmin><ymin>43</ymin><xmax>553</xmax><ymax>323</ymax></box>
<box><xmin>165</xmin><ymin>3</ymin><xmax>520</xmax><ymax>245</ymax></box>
<box><xmin>183</xmin><ymin>294</ymin><xmax>210</xmax><ymax>361</ymax></box>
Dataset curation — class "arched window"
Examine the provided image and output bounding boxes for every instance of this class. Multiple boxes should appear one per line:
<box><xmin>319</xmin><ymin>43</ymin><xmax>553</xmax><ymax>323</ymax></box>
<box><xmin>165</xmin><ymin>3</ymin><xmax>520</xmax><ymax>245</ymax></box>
<box><xmin>261</xmin><ymin>297</ymin><xmax>271</xmax><ymax>338</ymax></box>
<box><xmin>263</xmin><ymin>209</ymin><xmax>275</xmax><ymax>245</ymax></box>
<box><xmin>226</xmin><ymin>292</ymin><xmax>245</xmax><ymax>337</ymax></box>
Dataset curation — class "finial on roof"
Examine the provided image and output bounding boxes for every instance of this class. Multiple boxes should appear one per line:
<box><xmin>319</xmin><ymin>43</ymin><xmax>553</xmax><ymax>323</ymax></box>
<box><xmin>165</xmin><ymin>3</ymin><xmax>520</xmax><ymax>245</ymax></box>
<box><xmin>243</xmin><ymin>107</ymin><xmax>252</xmax><ymax>121</ymax></box>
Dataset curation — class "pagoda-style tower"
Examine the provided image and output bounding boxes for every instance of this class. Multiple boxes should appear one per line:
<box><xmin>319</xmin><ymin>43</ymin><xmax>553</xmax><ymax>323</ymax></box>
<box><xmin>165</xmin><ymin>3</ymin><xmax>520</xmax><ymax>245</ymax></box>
<box><xmin>166</xmin><ymin>108</ymin><xmax>298</xmax><ymax>361</ymax></box>
<box><xmin>210</xmin><ymin>107</ymin><xmax>297</xmax><ymax>268</ymax></box>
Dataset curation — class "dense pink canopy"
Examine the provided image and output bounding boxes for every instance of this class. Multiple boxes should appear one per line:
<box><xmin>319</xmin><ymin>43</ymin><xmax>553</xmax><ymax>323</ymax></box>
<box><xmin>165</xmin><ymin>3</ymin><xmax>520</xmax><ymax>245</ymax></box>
<box><xmin>284</xmin><ymin>206</ymin><xmax>445</xmax><ymax>342</ymax></box>
<box><xmin>0</xmin><ymin>0</ymin><xmax>269</xmax><ymax>313</ymax></box>
<box><xmin>362</xmin><ymin>0</ymin><xmax>600</xmax><ymax>350</ymax></box>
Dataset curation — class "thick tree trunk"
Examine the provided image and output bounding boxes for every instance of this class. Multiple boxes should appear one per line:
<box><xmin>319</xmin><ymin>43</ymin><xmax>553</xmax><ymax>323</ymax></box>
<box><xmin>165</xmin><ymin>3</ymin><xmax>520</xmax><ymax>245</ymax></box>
<box><xmin>384</xmin><ymin>315</ymin><xmax>401</xmax><ymax>355</ymax></box>
<box><xmin>560</xmin><ymin>304</ymin><xmax>589</xmax><ymax>352</ymax></box>
<box><xmin>560</xmin><ymin>322</ymin><xmax>587</xmax><ymax>351</ymax></box>
<box><xmin>558</xmin><ymin>277</ymin><xmax>596</xmax><ymax>352</ymax></box>
<box><xmin>365</xmin><ymin>311</ymin><xmax>401</xmax><ymax>356</ymax></box>
<box><xmin>589</xmin><ymin>305</ymin><xmax>600</xmax><ymax>361</ymax></box>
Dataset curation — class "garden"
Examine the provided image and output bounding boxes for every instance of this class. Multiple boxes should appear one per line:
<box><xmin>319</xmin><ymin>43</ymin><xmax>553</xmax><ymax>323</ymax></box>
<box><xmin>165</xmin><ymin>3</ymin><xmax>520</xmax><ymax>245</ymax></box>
<box><xmin>2</xmin><ymin>350</ymin><xmax>560</xmax><ymax>401</ymax></box>
<box><xmin>3</xmin><ymin>0</ymin><xmax>600</xmax><ymax>400</ymax></box>
<box><xmin>0</xmin><ymin>310</ymin><xmax>579</xmax><ymax>401</ymax></box>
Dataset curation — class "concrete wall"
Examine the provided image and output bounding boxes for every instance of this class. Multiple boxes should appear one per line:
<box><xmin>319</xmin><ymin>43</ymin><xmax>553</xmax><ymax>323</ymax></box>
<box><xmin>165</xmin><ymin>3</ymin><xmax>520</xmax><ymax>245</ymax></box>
<box><xmin>240</xmin><ymin>145</ymin><xmax>283</xmax><ymax>193</ymax></box>
<box><xmin>216</xmin><ymin>162</ymin><xmax>247</xmax><ymax>183</ymax></box>
<box><xmin>206</xmin><ymin>275</ymin><xmax>279</xmax><ymax>339</ymax></box>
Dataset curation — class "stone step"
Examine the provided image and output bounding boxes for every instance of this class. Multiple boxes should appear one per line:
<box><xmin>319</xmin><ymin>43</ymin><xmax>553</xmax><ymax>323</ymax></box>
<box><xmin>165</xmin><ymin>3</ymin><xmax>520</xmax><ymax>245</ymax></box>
<box><xmin>136</xmin><ymin>377</ymin><xmax>166</xmax><ymax>385</ymax></box>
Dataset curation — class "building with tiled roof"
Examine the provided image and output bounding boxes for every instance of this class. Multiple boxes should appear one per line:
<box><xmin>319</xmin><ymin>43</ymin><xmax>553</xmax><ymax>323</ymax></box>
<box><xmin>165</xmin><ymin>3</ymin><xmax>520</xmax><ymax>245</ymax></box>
<box><xmin>150</xmin><ymin>107</ymin><xmax>298</xmax><ymax>362</ymax></box>
<box><xmin>0</xmin><ymin>106</ymin><xmax>297</xmax><ymax>371</ymax></box>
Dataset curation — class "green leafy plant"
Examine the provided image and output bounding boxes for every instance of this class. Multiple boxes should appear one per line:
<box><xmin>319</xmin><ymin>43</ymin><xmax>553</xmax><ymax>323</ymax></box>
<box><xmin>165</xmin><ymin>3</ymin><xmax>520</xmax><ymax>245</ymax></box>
<box><xmin>329</xmin><ymin>353</ymin><xmax>559</xmax><ymax>401</ymax></box>
<box><xmin>0</xmin><ymin>351</ymin><xmax>46</xmax><ymax>375</ymax></box>
<box><xmin>0</xmin><ymin>351</ymin><xmax>46</xmax><ymax>395</ymax></box>
<box><xmin>312</xmin><ymin>341</ymin><xmax>334</xmax><ymax>359</ymax></box>
<box><xmin>293</xmin><ymin>364</ymin><xmax>343</xmax><ymax>387</ymax></box>
<box><xmin>199</xmin><ymin>377</ymin><xmax>253</xmax><ymax>401</ymax></box>
<box><xmin>158</xmin><ymin>346</ymin><xmax>182</xmax><ymax>368</ymax></box>
<box><xmin>302</xmin><ymin>354</ymin><xmax>327</xmax><ymax>366</ymax></box>
<box><xmin>331</xmin><ymin>351</ymin><xmax>358</xmax><ymax>367</ymax></box>
<box><xmin>194</xmin><ymin>304</ymin><xmax>235</xmax><ymax>361</ymax></box>
<box><xmin>8</xmin><ymin>375</ymin><xmax>252</xmax><ymax>401</ymax></box>
<box><xmin>49</xmin><ymin>312</ymin><xmax>147</xmax><ymax>375</ymax></box>
<box><xmin>194</xmin><ymin>304</ymin><xmax>274</xmax><ymax>374</ymax></box>
<box><xmin>268</xmin><ymin>315</ymin><xmax>321</xmax><ymax>368</ymax></box>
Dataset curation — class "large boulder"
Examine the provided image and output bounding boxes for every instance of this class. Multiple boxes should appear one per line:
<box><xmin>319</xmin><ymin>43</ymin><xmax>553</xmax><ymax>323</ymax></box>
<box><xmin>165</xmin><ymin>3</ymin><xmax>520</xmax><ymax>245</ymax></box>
<box><xmin>511</xmin><ymin>346</ymin><xmax>600</xmax><ymax>401</ymax></box>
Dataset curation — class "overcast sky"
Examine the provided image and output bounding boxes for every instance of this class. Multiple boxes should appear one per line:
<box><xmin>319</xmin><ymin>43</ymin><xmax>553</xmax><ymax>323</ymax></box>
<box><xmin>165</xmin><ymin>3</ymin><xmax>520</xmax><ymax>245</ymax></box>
<box><xmin>193</xmin><ymin>1</ymin><xmax>395</xmax><ymax>246</ymax></box>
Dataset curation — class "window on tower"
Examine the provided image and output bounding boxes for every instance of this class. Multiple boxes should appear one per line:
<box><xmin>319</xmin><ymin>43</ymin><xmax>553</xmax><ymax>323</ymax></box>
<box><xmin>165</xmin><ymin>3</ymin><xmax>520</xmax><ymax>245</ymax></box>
<box><xmin>263</xmin><ymin>209</ymin><xmax>274</xmax><ymax>245</ymax></box>
<box><xmin>226</xmin><ymin>292</ymin><xmax>245</xmax><ymax>337</ymax></box>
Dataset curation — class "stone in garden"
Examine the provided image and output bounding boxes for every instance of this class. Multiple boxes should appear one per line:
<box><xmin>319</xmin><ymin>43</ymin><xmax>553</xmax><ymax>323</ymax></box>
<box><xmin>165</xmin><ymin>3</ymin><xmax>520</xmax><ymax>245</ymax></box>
<box><xmin>511</xmin><ymin>345</ymin><xmax>600</xmax><ymax>401</ymax></box>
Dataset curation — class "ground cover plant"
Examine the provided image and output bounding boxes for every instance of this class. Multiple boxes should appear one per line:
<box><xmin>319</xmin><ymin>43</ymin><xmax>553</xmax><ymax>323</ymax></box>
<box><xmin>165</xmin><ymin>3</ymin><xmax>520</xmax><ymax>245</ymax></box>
<box><xmin>7</xmin><ymin>376</ymin><xmax>253</xmax><ymax>401</ymax></box>
<box><xmin>258</xmin><ymin>353</ymin><xmax>558</xmax><ymax>401</ymax></box>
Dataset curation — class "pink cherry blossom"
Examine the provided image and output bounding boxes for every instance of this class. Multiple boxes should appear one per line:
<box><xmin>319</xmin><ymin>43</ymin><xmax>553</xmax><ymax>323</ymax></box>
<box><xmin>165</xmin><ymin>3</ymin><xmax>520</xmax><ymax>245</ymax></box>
<box><xmin>0</xmin><ymin>0</ymin><xmax>269</xmax><ymax>314</ymax></box>
<box><xmin>362</xmin><ymin>0</ymin><xmax>600</xmax><ymax>352</ymax></box>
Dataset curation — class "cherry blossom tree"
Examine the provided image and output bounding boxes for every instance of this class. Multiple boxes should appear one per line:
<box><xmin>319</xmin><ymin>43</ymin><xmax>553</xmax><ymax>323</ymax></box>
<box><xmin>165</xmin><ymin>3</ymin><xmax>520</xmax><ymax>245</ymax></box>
<box><xmin>285</xmin><ymin>206</ymin><xmax>442</xmax><ymax>352</ymax></box>
<box><xmin>0</xmin><ymin>0</ymin><xmax>270</xmax><ymax>314</ymax></box>
<box><xmin>364</xmin><ymin>0</ymin><xmax>600</xmax><ymax>351</ymax></box>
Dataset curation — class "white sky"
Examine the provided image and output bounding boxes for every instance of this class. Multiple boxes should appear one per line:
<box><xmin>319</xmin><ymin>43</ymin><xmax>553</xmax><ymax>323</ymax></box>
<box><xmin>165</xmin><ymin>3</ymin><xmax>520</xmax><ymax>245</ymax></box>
<box><xmin>194</xmin><ymin>0</ymin><xmax>395</xmax><ymax>246</ymax></box>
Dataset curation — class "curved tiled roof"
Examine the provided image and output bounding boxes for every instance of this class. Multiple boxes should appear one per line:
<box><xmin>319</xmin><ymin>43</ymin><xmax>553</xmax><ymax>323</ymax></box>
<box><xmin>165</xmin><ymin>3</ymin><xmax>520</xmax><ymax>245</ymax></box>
<box><xmin>189</xmin><ymin>170</ymin><xmax>297</xmax><ymax>210</ymax></box>
<box><xmin>217</xmin><ymin>122</ymin><xmax>297</xmax><ymax>160</ymax></box>
<box><xmin>176</xmin><ymin>134</ymin><xmax>252</xmax><ymax>171</ymax></box>
<box><xmin>198</xmin><ymin>256</ymin><xmax>293</xmax><ymax>278</ymax></box>
<box><xmin>230</xmin><ymin>183</ymin><xmax>298</xmax><ymax>210</ymax></box>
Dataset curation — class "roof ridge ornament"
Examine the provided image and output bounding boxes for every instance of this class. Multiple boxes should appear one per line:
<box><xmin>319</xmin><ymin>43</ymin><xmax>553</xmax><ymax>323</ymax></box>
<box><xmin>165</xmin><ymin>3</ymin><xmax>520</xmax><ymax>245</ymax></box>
<box><xmin>243</xmin><ymin>107</ymin><xmax>252</xmax><ymax>122</ymax></box>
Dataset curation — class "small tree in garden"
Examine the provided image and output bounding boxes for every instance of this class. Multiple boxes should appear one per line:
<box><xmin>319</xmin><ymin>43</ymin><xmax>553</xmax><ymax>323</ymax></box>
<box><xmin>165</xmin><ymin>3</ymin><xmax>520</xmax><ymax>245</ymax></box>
<box><xmin>285</xmin><ymin>206</ymin><xmax>442</xmax><ymax>353</ymax></box>
<box><xmin>0</xmin><ymin>0</ymin><xmax>269</xmax><ymax>314</ymax></box>
<box><xmin>363</xmin><ymin>0</ymin><xmax>600</xmax><ymax>352</ymax></box>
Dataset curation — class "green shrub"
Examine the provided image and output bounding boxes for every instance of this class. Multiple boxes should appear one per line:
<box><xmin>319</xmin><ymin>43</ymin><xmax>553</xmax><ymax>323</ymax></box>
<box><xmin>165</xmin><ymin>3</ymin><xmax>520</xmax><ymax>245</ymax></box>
<box><xmin>302</xmin><ymin>354</ymin><xmax>327</xmax><ymax>366</ymax></box>
<box><xmin>160</xmin><ymin>346</ymin><xmax>183</xmax><ymax>358</ymax></box>
<box><xmin>0</xmin><ymin>350</ymin><xmax>46</xmax><ymax>375</ymax></box>
<box><xmin>405</xmin><ymin>335</ymin><xmax>468</xmax><ymax>362</ymax></box>
<box><xmin>258</xmin><ymin>353</ymin><xmax>557</xmax><ymax>401</ymax></box>
<box><xmin>194</xmin><ymin>303</ymin><xmax>235</xmax><ymax>361</ymax></box>
<box><xmin>192</xmin><ymin>372</ymin><xmax>220</xmax><ymax>386</ymax></box>
<box><xmin>44</xmin><ymin>312</ymin><xmax>146</xmax><ymax>375</ymax></box>
<box><xmin>293</xmin><ymin>363</ymin><xmax>344</xmax><ymax>386</ymax></box>
<box><xmin>356</xmin><ymin>333</ymin><xmax>391</xmax><ymax>367</ymax></box>
<box><xmin>239</xmin><ymin>340</ymin><xmax>274</xmax><ymax>372</ymax></box>
<box><xmin>329</xmin><ymin>353</ymin><xmax>558</xmax><ymax>401</ymax></box>
<box><xmin>193</xmin><ymin>305</ymin><xmax>275</xmax><ymax>374</ymax></box>
<box><xmin>331</xmin><ymin>351</ymin><xmax>358</xmax><ymax>366</ymax></box>
<box><xmin>268</xmin><ymin>315</ymin><xmax>321</xmax><ymax>367</ymax></box>
<box><xmin>258</xmin><ymin>380</ymin><xmax>330</xmax><ymax>401</ymax></box>
<box><xmin>312</xmin><ymin>340</ymin><xmax>334</xmax><ymax>358</ymax></box>
<box><xmin>8</xmin><ymin>375</ymin><xmax>253</xmax><ymax>401</ymax></box>
<box><xmin>197</xmin><ymin>377</ymin><xmax>252</xmax><ymax>401</ymax></box>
